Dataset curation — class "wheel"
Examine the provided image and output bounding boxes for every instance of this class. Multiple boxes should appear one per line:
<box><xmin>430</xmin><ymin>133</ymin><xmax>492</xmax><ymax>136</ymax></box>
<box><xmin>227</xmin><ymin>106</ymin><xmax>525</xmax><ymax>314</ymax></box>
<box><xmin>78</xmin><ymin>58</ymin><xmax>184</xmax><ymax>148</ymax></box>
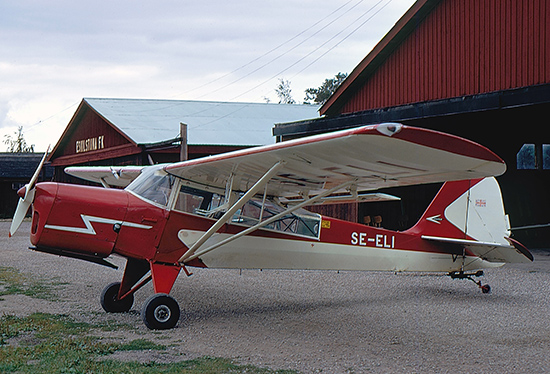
<box><xmin>100</xmin><ymin>282</ymin><xmax>134</xmax><ymax>313</ymax></box>
<box><xmin>481</xmin><ymin>284</ymin><xmax>491</xmax><ymax>294</ymax></box>
<box><xmin>141</xmin><ymin>294</ymin><xmax>180</xmax><ymax>330</ymax></box>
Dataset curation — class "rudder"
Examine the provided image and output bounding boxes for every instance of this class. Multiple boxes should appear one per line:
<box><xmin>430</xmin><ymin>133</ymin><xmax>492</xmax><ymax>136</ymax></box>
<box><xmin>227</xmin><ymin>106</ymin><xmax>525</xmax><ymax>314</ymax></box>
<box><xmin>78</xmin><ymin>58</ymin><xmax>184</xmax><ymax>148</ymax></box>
<box><xmin>407</xmin><ymin>177</ymin><xmax>511</xmax><ymax>246</ymax></box>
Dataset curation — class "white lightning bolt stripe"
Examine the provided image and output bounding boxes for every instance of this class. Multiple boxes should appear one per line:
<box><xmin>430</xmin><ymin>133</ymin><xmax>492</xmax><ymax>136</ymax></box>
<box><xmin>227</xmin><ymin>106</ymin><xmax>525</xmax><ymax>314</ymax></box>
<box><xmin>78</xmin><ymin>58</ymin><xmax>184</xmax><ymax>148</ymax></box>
<box><xmin>45</xmin><ymin>214</ymin><xmax>152</xmax><ymax>235</ymax></box>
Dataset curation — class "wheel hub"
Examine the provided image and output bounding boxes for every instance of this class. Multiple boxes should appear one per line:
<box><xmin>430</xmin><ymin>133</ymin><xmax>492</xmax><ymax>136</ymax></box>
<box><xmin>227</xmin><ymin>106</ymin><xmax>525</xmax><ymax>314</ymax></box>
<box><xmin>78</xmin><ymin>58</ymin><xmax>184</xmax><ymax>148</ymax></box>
<box><xmin>153</xmin><ymin>305</ymin><xmax>171</xmax><ymax>323</ymax></box>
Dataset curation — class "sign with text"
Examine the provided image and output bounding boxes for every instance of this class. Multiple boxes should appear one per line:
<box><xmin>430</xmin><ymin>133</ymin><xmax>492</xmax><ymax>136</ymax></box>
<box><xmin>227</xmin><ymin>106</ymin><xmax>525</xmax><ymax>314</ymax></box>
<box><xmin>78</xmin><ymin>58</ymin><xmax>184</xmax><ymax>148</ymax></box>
<box><xmin>76</xmin><ymin>135</ymin><xmax>105</xmax><ymax>153</ymax></box>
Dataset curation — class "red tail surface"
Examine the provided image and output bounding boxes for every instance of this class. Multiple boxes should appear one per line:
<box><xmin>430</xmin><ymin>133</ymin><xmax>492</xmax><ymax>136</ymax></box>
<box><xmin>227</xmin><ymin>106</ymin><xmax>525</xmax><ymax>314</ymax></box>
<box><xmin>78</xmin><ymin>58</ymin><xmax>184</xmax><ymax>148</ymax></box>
<box><xmin>406</xmin><ymin>178</ymin><xmax>511</xmax><ymax>245</ymax></box>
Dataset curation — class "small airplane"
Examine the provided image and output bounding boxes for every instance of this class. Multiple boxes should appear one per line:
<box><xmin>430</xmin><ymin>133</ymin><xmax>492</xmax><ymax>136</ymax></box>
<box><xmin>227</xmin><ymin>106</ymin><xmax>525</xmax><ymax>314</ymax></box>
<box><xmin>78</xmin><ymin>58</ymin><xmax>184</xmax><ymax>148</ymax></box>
<box><xmin>9</xmin><ymin>123</ymin><xmax>533</xmax><ymax>329</ymax></box>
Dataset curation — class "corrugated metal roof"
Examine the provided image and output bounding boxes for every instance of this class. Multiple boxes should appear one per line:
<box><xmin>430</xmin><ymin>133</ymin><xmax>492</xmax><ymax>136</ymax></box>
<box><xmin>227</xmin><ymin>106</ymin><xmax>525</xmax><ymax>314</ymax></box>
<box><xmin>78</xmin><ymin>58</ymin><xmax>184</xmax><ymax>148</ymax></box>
<box><xmin>84</xmin><ymin>98</ymin><xmax>320</xmax><ymax>146</ymax></box>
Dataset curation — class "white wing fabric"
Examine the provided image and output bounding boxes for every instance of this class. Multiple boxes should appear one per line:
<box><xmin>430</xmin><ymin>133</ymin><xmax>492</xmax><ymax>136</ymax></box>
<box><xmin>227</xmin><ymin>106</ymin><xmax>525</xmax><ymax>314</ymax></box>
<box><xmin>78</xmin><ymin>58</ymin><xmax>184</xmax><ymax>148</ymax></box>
<box><xmin>64</xmin><ymin>166</ymin><xmax>144</xmax><ymax>187</ymax></box>
<box><xmin>64</xmin><ymin>124</ymin><xmax>506</xmax><ymax>197</ymax></box>
<box><xmin>163</xmin><ymin>124</ymin><xmax>506</xmax><ymax>198</ymax></box>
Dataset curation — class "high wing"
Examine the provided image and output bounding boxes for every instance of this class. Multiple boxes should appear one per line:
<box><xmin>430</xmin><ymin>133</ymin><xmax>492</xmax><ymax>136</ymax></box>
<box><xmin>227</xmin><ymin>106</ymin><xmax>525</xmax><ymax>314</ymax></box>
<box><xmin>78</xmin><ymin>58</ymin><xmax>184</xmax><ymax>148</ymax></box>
<box><xmin>64</xmin><ymin>123</ymin><xmax>506</xmax><ymax>197</ymax></box>
<box><xmin>64</xmin><ymin>165</ymin><xmax>145</xmax><ymax>187</ymax></box>
<box><xmin>163</xmin><ymin>123</ymin><xmax>506</xmax><ymax>198</ymax></box>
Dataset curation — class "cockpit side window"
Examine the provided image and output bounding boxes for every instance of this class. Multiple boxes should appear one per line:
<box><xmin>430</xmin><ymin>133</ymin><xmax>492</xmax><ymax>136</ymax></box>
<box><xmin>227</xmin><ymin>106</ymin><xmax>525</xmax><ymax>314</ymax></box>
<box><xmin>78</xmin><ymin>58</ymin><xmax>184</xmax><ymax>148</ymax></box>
<box><xmin>174</xmin><ymin>186</ymin><xmax>212</xmax><ymax>214</ymax></box>
<box><xmin>233</xmin><ymin>197</ymin><xmax>321</xmax><ymax>238</ymax></box>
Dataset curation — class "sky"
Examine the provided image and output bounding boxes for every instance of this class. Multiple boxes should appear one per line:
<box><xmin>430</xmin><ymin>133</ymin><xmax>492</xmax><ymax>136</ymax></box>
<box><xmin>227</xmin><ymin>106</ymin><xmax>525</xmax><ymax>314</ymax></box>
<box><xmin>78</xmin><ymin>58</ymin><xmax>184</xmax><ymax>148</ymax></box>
<box><xmin>0</xmin><ymin>0</ymin><xmax>416</xmax><ymax>152</ymax></box>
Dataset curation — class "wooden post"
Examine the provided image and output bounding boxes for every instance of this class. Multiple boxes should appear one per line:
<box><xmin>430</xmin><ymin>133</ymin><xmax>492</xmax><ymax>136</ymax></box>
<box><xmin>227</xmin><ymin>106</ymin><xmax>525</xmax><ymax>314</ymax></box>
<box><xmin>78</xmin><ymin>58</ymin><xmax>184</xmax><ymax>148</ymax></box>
<box><xmin>180</xmin><ymin>122</ymin><xmax>188</xmax><ymax>161</ymax></box>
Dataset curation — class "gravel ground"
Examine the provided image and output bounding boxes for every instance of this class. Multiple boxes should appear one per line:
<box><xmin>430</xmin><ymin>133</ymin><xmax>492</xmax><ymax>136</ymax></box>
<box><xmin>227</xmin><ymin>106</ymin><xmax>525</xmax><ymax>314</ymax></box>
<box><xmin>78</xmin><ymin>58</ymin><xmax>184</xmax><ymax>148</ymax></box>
<box><xmin>2</xmin><ymin>220</ymin><xmax>550</xmax><ymax>373</ymax></box>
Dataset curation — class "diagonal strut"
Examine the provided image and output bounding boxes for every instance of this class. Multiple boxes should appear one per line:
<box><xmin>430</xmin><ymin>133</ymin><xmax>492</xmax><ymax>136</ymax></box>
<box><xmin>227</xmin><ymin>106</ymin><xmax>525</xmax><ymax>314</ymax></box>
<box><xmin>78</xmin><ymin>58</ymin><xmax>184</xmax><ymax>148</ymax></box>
<box><xmin>182</xmin><ymin>180</ymin><xmax>355</xmax><ymax>264</ymax></box>
<box><xmin>178</xmin><ymin>161</ymin><xmax>286</xmax><ymax>262</ymax></box>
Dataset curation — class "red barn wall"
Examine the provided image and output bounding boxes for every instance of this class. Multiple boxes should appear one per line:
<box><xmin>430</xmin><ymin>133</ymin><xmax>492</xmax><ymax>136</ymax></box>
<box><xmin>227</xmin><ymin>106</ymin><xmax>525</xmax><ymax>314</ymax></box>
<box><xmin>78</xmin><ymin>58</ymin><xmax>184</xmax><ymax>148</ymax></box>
<box><xmin>341</xmin><ymin>0</ymin><xmax>550</xmax><ymax>114</ymax></box>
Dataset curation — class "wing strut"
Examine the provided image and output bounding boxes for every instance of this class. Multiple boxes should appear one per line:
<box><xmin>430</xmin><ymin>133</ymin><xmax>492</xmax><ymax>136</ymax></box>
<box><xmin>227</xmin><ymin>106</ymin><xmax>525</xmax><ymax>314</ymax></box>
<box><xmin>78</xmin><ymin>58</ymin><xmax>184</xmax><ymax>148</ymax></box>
<box><xmin>181</xmin><ymin>179</ymin><xmax>355</xmax><ymax>264</ymax></box>
<box><xmin>178</xmin><ymin>161</ymin><xmax>286</xmax><ymax>263</ymax></box>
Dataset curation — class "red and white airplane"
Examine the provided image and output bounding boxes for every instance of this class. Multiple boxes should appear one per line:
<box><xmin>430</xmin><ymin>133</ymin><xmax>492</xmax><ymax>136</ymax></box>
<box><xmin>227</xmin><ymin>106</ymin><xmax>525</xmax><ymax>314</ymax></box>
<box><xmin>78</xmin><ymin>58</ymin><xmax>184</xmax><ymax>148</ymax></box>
<box><xmin>9</xmin><ymin>123</ymin><xmax>532</xmax><ymax>329</ymax></box>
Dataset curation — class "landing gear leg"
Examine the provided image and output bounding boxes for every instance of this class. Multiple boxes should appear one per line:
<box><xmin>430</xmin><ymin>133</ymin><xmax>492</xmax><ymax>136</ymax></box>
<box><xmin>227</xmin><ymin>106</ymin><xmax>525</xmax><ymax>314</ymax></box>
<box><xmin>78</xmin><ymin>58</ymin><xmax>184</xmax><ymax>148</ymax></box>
<box><xmin>449</xmin><ymin>270</ymin><xmax>491</xmax><ymax>294</ymax></box>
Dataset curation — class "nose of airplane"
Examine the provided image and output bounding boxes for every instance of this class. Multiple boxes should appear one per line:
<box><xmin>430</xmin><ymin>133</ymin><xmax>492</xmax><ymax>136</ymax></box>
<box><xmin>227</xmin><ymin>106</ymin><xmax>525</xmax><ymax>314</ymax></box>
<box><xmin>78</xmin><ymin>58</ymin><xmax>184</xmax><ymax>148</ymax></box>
<box><xmin>29</xmin><ymin>183</ymin><xmax>58</xmax><ymax>241</ymax></box>
<box><xmin>30</xmin><ymin>182</ymin><xmax>129</xmax><ymax>258</ymax></box>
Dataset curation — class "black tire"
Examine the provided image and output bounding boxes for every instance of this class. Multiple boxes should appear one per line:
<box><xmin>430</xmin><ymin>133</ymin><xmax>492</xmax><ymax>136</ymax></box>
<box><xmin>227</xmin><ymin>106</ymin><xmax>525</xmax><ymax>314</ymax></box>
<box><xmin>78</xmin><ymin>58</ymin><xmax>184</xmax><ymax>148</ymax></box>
<box><xmin>100</xmin><ymin>282</ymin><xmax>134</xmax><ymax>313</ymax></box>
<box><xmin>141</xmin><ymin>294</ymin><xmax>180</xmax><ymax>330</ymax></box>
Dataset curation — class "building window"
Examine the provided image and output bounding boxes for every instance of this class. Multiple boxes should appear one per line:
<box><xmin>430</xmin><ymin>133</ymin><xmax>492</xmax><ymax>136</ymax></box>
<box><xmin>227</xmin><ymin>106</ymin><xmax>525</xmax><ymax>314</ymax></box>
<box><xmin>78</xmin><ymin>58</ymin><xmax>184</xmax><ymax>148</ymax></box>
<box><xmin>517</xmin><ymin>144</ymin><xmax>550</xmax><ymax>170</ymax></box>
<box><xmin>517</xmin><ymin>144</ymin><xmax>536</xmax><ymax>169</ymax></box>
<box><xmin>543</xmin><ymin>144</ymin><xmax>550</xmax><ymax>170</ymax></box>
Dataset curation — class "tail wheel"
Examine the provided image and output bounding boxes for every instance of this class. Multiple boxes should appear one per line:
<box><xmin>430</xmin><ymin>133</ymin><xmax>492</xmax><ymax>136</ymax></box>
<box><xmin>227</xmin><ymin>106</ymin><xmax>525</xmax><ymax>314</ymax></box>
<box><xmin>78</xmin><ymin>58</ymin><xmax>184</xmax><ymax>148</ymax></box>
<box><xmin>481</xmin><ymin>284</ymin><xmax>491</xmax><ymax>294</ymax></box>
<box><xmin>448</xmin><ymin>271</ymin><xmax>492</xmax><ymax>294</ymax></box>
<box><xmin>141</xmin><ymin>294</ymin><xmax>180</xmax><ymax>330</ymax></box>
<box><xmin>100</xmin><ymin>282</ymin><xmax>134</xmax><ymax>313</ymax></box>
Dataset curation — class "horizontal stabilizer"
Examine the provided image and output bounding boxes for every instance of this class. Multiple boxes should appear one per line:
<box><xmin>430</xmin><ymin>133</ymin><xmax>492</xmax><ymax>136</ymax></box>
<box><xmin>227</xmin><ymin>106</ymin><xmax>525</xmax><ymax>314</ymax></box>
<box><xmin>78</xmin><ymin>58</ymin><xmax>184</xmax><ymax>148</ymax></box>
<box><xmin>422</xmin><ymin>235</ymin><xmax>533</xmax><ymax>263</ymax></box>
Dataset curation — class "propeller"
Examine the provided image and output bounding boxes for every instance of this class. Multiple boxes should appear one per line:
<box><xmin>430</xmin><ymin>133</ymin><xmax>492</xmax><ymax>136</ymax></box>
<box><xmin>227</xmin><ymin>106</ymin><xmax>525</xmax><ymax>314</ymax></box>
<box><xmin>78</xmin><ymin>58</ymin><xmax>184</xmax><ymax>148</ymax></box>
<box><xmin>9</xmin><ymin>146</ymin><xmax>50</xmax><ymax>237</ymax></box>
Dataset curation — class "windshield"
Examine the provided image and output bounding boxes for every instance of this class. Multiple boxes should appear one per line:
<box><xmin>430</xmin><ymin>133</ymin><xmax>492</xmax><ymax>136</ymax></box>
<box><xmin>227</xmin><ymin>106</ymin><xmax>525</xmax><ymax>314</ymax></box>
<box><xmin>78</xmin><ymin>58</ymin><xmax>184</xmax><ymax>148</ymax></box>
<box><xmin>126</xmin><ymin>166</ymin><xmax>175</xmax><ymax>207</ymax></box>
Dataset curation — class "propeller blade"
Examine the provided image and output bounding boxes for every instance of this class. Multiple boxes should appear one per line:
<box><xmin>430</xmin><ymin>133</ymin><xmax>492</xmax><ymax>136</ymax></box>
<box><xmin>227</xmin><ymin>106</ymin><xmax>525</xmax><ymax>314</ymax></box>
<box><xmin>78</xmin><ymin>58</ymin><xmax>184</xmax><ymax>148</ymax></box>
<box><xmin>8</xmin><ymin>146</ymin><xmax>49</xmax><ymax>237</ymax></box>
<box><xmin>26</xmin><ymin>146</ymin><xmax>50</xmax><ymax>197</ymax></box>
<box><xmin>9</xmin><ymin>189</ymin><xmax>35</xmax><ymax>237</ymax></box>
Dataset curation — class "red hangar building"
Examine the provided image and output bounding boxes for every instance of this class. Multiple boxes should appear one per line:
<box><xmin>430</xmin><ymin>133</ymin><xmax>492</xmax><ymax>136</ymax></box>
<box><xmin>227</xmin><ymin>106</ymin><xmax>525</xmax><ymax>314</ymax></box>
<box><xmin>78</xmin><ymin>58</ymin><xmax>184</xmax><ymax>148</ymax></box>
<box><xmin>274</xmin><ymin>0</ymin><xmax>550</xmax><ymax>248</ymax></box>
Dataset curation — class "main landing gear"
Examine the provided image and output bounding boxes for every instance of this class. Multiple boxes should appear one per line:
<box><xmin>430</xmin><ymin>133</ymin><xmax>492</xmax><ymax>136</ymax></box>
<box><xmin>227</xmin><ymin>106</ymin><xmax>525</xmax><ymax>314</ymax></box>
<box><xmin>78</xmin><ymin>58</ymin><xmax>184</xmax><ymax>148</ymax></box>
<box><xmin>98</xmin><ymin>258</ymin><xmax>185</xmax><ymax>329</ymax></box>
<box><xmin>448</xmin><ymin>270</ymin><xmax>491</xmax><ymax>294</ymax></box>
<box><xmin>100</xmin><ymin>282</ymin><xmax>181</xmax><ymax>330</ymax></box>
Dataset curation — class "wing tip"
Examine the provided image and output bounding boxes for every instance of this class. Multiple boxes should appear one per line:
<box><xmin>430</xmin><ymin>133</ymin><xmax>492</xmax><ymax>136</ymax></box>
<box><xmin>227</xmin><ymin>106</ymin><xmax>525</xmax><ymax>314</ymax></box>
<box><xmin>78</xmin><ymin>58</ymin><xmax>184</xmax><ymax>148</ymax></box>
<box><xmin>375</xmin><ymin>123</ymin><xmax>403</xmax><ymax>136</ymax></box>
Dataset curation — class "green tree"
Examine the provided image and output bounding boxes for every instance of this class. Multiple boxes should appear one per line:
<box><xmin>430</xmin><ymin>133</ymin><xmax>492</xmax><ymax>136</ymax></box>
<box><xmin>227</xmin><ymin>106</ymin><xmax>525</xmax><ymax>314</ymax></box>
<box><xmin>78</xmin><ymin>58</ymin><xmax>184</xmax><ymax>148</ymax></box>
<box><xmin>304</xmin><ymin>72</ymin><xmax>348</xmax><ymax>105</ymax></box>
<box><xmin>275</xmin><ymin>78</ymin><xmax>296</xmax><ymax>104</ymax></box>
<box><xmin>3</xmin><ymin>126</ymin><xmax>35</xmax><ymax>152</ymax></box>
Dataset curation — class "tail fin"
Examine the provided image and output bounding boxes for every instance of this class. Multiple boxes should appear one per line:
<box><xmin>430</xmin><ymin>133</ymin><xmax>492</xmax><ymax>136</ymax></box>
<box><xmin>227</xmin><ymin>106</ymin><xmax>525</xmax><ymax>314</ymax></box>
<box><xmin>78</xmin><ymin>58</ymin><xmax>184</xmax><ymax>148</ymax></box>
<box><xmin>407</xmin><ymin>177</ymin><xmax>511</xmax><ymax>246</ymax></box>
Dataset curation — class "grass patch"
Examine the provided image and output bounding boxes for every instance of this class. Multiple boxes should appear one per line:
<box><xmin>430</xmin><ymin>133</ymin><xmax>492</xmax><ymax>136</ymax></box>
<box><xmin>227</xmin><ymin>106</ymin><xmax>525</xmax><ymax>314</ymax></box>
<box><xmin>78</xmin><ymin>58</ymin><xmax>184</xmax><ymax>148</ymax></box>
<box><xmin>118</xmin><ymin>338</ymin><xmax>166</xmax><ymax>351</ymax></box>
<box><xmin>0</xmin><ymin>266</ymin><xmax>55</xmax><ymax>300</ymax></box>
<box><xmin>0</xmin><ymin>313</ymin><xmax>298</xmax><ymax>373</ymax></box>
<box><xmin>93</xmin><ymin>318</ymin><xmax>135</xmax><ymax>332</ymax></box>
